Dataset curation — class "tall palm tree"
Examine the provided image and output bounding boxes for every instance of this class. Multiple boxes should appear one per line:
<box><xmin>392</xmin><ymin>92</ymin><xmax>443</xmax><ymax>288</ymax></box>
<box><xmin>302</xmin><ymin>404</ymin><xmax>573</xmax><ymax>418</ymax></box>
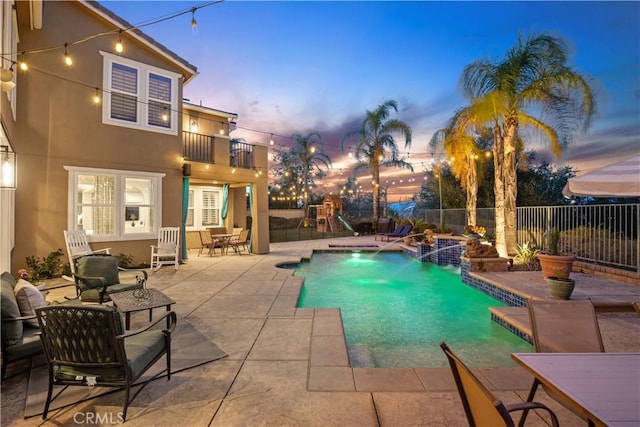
<box><xmin>291</xmin><ymin>132</ymin><xmax>331</xmax><ymax>218</ymax></box>
<box><xmin>460</xmin><ymin>33</ymin><xmax>595</xmax><ymax>256</ymax></box>
<box><xmin>343</xmin><ymin>100</ymin><xmax>413</xmax><ymax>219</ymax></box>
<box><xmin>430</xmin><ymin>108</ymin><xmax>491</xmax><ymax>227</ymax></box>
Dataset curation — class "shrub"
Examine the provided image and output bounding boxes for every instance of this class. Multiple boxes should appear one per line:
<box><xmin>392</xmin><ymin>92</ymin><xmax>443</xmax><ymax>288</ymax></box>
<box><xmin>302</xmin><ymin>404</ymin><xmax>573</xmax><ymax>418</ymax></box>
<box><xmin>25</xmin><ymin>248</ymin><xmax>64</xmax><ymax>281</ymax></box>
<box><xmin>515</xmin><ymin>242</ymin><xmax>540</xmax><ymax>271</ymax></box>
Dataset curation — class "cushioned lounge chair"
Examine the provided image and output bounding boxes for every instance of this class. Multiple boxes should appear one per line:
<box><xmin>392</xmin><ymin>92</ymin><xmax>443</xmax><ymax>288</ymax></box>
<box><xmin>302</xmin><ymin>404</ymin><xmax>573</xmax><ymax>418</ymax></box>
<box><xmin>36</xmin><ymin>304</ymin><xmax>177</xmax><ymax>422</ymax></box>
<box><xmin>375</xmin><ymin>224</ymin><xmax>412</xmax><ymax>242</ymax></box>
<box><xmin>518</xmin><ymin>298</ymin><xmax>604</xmax><ymax>426</ymax></box>
<box><xmin>440</xmin><ymin>342</ymin><xmax>559</xmax><ymax>427</ymax></box>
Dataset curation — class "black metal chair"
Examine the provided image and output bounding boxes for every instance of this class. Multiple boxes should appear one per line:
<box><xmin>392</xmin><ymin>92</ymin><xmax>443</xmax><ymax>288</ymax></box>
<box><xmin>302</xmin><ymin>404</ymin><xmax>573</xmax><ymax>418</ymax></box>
<box><xmin>73</xmin><ymin>255</ymin><xmax>147</xmax><ymax>303</ymax></box>
<box><xmin>36</xmin><ymin>304</ymin><xmax>177</xmax><ymax>422</ymax></box>
<box><xmin>440</xmin><ymin>342</ymin><xmax>559</xmax><ymax>427</ymax></box>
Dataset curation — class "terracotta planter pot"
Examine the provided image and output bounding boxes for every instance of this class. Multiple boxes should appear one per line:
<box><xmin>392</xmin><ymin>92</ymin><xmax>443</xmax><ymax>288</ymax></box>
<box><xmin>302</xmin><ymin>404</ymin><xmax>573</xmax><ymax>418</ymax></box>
<box><xmin>546</xmin><ymin>276</ymin><xmax>576</xmax><ymax>300</ymax></box>
<box><xmin>537</xmin><ymin>253</ymin><xmax>576</xmax><ymax>279</ymax></box>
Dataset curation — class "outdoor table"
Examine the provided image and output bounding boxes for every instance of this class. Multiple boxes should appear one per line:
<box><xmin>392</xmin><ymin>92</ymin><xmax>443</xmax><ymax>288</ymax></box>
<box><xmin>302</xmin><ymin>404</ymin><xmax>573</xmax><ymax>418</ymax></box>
<box><xmin>210</xmin><ymin>233</ymin><xmax>233</xmax><ymax>255</ymax></box>
<box><xmin>511</xmin><ymin>352</ymin><xmax>640</xmax><ymax>427</ymax></box>
<box><xmin>109</xmin><ymin>288</ymin><xmax>176</xmax><ymax>329</ymax></box>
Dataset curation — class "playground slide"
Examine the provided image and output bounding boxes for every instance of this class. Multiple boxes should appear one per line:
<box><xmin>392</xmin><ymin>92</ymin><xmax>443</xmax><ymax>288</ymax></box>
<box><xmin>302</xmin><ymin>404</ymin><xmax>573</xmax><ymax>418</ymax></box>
<box><xmin>335</xmin><ymin>212</ymin><xmax>356</xmax><ymax>234</ymax></box>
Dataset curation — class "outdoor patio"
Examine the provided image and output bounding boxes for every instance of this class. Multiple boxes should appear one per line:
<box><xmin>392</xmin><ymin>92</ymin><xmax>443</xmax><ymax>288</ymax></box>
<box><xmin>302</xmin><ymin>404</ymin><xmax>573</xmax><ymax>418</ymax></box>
<box><xmin>2</xmin><ymin>236</ymin><xmax>639</xmax><ymax>426</ymax></box>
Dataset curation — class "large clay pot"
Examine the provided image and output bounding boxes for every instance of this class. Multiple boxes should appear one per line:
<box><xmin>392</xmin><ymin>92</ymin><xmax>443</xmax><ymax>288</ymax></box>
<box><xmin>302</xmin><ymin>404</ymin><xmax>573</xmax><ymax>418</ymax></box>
<box><xmin>537</xmin><ymin>253</ymin><xmax>576</xmax><ymax>279</ymax></box>
<box><xmin>546</xmin><ymin>276</ymin><xmax>575</xmax><ymax>300</ymax></box>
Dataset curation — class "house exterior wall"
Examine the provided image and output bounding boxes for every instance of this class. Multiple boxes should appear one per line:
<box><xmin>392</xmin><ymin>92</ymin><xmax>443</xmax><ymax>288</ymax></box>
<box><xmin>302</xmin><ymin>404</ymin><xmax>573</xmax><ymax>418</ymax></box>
<box><xmin>9</xmin><ymin>1</ymin><xmax>192</xmax><ymax>272</ymax></box>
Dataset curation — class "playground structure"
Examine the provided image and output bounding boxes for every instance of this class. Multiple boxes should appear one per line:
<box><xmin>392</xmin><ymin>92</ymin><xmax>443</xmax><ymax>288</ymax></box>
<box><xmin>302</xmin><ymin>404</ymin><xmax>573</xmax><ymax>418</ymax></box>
<box><xmin>311</xmin><ymin>195</ymin><xmax>354</xmax><ymax>233</ymax></box>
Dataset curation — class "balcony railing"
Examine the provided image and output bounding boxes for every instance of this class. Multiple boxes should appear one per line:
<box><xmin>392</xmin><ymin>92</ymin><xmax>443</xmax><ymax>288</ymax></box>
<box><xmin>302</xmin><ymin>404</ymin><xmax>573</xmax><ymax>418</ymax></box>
<box><xmin>183</xmin><ymin>131</ymin><xmax>215</xmax><ymax>163</ymax></box>
<box><xmin>230</xmin><ymin>141</ymin><xmax>254</xmax><ymax>169</ymax></box>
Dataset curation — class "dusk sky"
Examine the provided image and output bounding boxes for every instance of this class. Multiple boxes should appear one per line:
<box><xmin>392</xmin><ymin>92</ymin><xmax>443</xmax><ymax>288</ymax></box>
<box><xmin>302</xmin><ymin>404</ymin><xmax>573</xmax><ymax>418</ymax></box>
<box><xmin>104</xmin><ymin>1</ymin><xmax>640</xmax><ymax>201</ymax></box>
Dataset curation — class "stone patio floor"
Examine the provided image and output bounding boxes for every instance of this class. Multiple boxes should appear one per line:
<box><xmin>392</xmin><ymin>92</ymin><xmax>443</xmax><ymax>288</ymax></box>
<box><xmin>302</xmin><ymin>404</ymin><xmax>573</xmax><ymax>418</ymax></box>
<box><xmin>2</xmin><ymin>235</ymin><xmax>639</xmax><ymax>426</ymax></box>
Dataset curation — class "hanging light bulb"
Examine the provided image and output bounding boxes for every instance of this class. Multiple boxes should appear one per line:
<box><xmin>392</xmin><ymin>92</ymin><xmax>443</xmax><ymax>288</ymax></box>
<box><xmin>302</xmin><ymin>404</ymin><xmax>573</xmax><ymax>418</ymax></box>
<box><xmin>19</xmin><ymin>52</ymin><xmax>27</xmax><ymax>71</ymax></box>
<box><xmin>190</xmin><ymin>7</ymin><xmax>198</xmax><ymax>35</ymax></box>
<box><xmin>115</xmin><ymin>30</ymin><xmax>124</xmax><ymax>53</ymax></box>
<box><xmin>161</xmin><ymin>107</ymin><xmax>169</xmax><ymax>122</ymax></box>
<box><xmin>219</xmin><ymin>122</ymin><xmax>225</xmax><ymax>135</ymax></box>
<box><xmin>348</xmin><ymin>147</ymin><xmax>353</xmax><ymax>158</ymax></box>
<box><xmin>269</xmin><ymin>133</ymin><xmax>274</xmax><ymax>145</ymax></box>
<box><xmin>63</xmin><ymin>43</ymin><xmax>73</xmax><ymax>66</ymax></box>
<box><xmin>92</xmin><ymin>87</ymin><xmax>101</xmax><ymax>104</ymax></box>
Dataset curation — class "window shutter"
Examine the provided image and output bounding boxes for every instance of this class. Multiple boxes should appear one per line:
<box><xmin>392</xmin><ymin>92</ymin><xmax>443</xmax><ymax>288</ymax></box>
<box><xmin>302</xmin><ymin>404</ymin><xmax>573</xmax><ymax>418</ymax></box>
<box><xmin>111</xmin><ymin>63</ymin><xmax>138</xmax><ymax>122</ymax></box>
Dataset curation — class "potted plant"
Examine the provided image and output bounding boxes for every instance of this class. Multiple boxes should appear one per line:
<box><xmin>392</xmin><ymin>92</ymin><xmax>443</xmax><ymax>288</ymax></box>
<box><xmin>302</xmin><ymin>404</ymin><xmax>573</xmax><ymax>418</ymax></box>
<box><xmin>536</xmin><ymin>229</ymin><xmax>576</xmax><ymax>279</ymax></box>
<box><xmin>546</xmin><ymin>275</ymin><xmax>576</xmax><ymax>300</ymax></box>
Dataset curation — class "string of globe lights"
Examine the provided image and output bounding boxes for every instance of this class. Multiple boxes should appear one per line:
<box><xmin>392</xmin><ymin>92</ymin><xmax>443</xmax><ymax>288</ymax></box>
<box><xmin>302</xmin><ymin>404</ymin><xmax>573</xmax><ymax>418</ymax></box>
<box><xmin>1</xmin><ymin>0</ymin><xmax>490</xmax><ymax>185</ymax></box>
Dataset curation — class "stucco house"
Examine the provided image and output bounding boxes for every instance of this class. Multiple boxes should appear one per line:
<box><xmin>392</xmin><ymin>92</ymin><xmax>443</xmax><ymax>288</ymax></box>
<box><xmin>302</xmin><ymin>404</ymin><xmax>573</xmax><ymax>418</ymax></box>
<box><xmin>0</xmin><ymin>0</ymin><xmax>269</xmax><ymax>274</ymax></box>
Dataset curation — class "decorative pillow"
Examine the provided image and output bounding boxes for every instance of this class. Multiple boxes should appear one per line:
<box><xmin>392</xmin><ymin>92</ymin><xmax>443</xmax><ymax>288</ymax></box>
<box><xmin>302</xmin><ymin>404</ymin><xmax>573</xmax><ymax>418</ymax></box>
<box><xmin>14</xmin><ymin>279</ymin><xmax>46</xmax><ymax>327</ymax></box>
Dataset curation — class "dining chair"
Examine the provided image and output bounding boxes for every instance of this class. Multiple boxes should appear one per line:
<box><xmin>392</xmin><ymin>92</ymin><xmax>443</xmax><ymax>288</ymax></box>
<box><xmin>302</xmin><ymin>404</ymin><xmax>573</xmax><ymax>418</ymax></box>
<box><xmin>440</xmin><ymin>342</ymin><xmax>559</xmax><ymax>427</ymax></box>
<box><xmin>518</xmin><ymin>298</ymin><xmax>604</xmax><ymax>426</ymax></box>
<box><xmin>198</xmin><ymin>230</ymin><xmax>215</xmax><ymax>256</ymax></box>
<box><xmin>228</xmin><ymin>229</ymin><xmax>250</xmax><ymax>255</ymax></box>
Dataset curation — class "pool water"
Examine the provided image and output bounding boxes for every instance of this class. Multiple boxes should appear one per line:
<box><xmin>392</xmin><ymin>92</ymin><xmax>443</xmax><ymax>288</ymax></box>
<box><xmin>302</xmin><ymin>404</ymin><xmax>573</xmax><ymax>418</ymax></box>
<box><xmin>296</xmin><ymin>252</ymin><xmax>532</xmax><ymax>367</ymax></box>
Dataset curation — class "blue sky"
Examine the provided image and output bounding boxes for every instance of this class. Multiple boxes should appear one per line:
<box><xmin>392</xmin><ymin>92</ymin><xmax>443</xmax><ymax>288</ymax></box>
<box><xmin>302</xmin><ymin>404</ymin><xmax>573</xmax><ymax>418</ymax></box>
<box><xmin>105</xmin><ymin>1</ymin><xmax>639</xmax><ymax>200</ymax></box>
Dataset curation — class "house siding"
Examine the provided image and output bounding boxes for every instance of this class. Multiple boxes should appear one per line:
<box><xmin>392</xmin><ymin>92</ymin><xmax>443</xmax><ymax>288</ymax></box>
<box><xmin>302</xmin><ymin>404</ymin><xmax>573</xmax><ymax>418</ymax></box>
<box><xmin>10</xmin><ymin>1</ymin><xmax>190</xmax><ymax>271</ymax></box>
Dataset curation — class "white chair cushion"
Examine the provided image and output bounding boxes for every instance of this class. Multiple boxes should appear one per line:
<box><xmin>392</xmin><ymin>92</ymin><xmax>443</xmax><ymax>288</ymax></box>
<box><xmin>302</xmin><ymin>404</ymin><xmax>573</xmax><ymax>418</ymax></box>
<box><xmin>14</xmin><ymin>279</ymin><xmax>46</xmax><ymax>327</ymax></box>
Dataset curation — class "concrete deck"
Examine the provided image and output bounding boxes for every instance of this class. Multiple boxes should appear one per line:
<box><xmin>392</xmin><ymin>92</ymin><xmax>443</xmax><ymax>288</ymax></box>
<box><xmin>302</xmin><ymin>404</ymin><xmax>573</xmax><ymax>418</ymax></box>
<box><xmin>2</xmin><ymin>235</ymin><xmax>639</xmax><ymax>426</ymax></box>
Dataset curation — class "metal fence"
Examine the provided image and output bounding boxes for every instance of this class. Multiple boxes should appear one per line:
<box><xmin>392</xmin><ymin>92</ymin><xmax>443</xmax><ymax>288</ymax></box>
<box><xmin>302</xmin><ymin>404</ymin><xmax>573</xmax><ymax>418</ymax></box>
<box><xmin>416</xmin><ymin>204</ymin><xmax>639</xmax><ymax>272</ymax></box>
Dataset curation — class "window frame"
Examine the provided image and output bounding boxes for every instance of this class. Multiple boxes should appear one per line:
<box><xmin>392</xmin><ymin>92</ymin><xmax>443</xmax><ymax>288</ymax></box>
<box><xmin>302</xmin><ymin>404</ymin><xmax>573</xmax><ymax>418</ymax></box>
<box><xmin>185</xmin><ymin>186</ymin><xmax>224</xmax><ymax>231</ymax></box>
<box><xmin>100</xmin><ymin>51</ymin><xmax>180</xmax><ymax>135</ymax></box>
<box><xmin>64</xmin><ymin>166</ymin><xmax>165</xmax><ymax>242</ymax></box>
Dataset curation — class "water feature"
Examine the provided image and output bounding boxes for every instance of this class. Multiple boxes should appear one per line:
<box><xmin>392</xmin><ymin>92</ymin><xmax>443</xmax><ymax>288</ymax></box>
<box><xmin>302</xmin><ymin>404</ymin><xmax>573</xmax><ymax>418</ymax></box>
<box><xmin>295</xmin><ymin>251</ymin><xmax>532</xmax><ymax>367</ymax></box>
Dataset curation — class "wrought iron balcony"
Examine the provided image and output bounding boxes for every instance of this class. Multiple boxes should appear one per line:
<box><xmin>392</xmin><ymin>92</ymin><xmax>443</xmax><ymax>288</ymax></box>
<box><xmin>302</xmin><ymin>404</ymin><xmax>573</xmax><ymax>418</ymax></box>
<box><xmin>182</xmin><ymin>131</ymin><xmax>215</xmax><ymax>163</ymax></box>
<box><xmin>230</xmin><ymin>140</ymin><xmax>254</xmax><ymax>169</ymax></box>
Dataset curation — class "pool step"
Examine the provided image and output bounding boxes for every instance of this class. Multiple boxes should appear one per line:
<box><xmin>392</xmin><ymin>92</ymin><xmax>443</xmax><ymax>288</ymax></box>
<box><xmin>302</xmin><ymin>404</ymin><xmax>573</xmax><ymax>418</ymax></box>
<box><xmin>489</xmin><ymin>306</ymin><xmax>532</xmax><ymax>344</ymax></box>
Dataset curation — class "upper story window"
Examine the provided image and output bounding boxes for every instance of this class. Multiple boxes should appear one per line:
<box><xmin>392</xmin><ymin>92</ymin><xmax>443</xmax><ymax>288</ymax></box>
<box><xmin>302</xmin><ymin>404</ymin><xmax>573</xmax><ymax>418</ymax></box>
<box><xmin>64</xmin><ymin>166</ymin><xmax>165</xmax><ymax>242</ymax></box>
<box><xmin>101</xmin><ymin>51</ymin><xmax>180</xmax><ymax>135</ymax></box>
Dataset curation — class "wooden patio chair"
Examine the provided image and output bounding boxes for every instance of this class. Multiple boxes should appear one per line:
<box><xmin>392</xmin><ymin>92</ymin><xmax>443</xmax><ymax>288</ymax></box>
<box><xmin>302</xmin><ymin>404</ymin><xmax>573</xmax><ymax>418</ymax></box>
<box><xmin>63</xmin><ymin>230</ymin><xmax>111</xmax><ymax>275</ymax></box>
<box><xmin>36</xmin><ymin>304</ymin><xmax>177</xmax><ymax>422</ymax></box>
<box><xmin>150</xmin><ymin>227</ymin><xmax>180</xmax><ymax>271</ymax></box>
<box><xmin>440</xmin><ymin>342</ymin><xmax>559</xmax><ymax>427</ymax></box>
<box><xmin>518</xmin><ymin>298</ymin><xmax>604</xmax><ymax>426</ymax></box>
<box><xmin>73</xmin><ymin>255</ymin><xmax>147</xmax><ymax>303</ymax></box>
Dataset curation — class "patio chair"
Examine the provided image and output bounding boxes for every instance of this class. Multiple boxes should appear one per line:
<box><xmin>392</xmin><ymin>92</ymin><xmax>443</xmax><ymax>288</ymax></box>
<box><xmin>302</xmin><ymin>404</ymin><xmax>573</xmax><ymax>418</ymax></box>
<box><xmin>228</xmin><ymin>229</ymin><xmax>250</xmax><ymax>255</ymax></box>
<box><xmin>518</xmin><ymin>298</ymin><xmax>604</xmax><ymax>426</ymax></box>
<box><xmin>73</xmin><ymin>255</ymin><xmax>147</xmax><ymax>303</ymax></box>
<box><xmin>150</xmin><ymin>227</ymin><xmax>180</xmax><ymax>271</ymax></box>
<box><xmin>63</xmin><ymin>230</ymin><xmax>111</xmax><ymax>275</ymax></box>
<box><xmin>198</xmin><ymin>230</ymin><xmax>215</xmax><ymax>256</ymax></box>
<box><xmin>36</xmin><ymin>304</ymin><xmax>177</xmax><ymax>422</ymax></box>
<box><xmin>440</xmin><ymin>342</ymin><xmax>559</xmax><ymax>427</ymax></box>
<box><xmin>375</xmin><ymin>224</ymin><xmax>412</xmax><ymax>242</ymax></box>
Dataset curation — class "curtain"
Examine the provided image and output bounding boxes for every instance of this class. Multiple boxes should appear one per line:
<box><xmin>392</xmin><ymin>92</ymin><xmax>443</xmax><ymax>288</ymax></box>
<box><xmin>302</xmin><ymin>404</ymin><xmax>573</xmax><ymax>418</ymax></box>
<box><xmin>248</xmin><ymin>184</ymin><xmax>253</xmax><ymax>253</ymax></box>
<box><xmin>181</xmin><ymin>177</ymin><xmax>189</xmax><ymax>260</ymax></box>
<box><xmin>221</xmin><ymin>184</ymin><xmax>229</xmax><ymax>220</ymax></box>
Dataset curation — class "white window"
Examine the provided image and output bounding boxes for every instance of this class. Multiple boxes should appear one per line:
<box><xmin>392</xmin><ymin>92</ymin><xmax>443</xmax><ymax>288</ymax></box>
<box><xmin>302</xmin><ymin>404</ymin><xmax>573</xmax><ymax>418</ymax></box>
<box><xmin>64</xmin><ymin>166</ymin><xmax>165</xmax><ymax>241</ymax></box>
<box><xmin>185</xmin><ymin>187</ymin><xmax>223</xmax><ymax>230</ymax></box>
<box><xmin>100</xmin><ymin>51</ymin><xmax>179</xmax><ymax>134</ymax></box>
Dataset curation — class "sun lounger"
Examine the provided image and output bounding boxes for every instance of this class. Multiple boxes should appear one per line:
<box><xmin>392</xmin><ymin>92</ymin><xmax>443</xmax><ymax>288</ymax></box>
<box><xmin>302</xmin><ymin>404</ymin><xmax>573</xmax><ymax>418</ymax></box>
<box><xmin>375</xmin><ymin>224</ymin><xmax>412</xmax><ymax>242</ymax></box>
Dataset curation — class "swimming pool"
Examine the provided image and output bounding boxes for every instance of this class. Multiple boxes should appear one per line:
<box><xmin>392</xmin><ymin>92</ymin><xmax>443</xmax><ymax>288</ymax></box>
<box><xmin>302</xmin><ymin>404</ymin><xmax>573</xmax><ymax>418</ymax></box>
<box><xmin>295</xmin><ymin>251</ymin><xmax>532</xmax><ymax>367</ymax></box>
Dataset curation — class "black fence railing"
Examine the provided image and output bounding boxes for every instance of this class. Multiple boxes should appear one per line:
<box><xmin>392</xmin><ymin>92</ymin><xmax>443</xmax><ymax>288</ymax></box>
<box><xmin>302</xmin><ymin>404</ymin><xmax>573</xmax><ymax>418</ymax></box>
<box><xmin>230</xmin><ymin>141</ymin><xmax>254</xmax><ymax>169</ymax></box>
<box><xmin>182</xmin><ymin>131</ymin><xmax>215</xmax><ymax>163</ymax></box>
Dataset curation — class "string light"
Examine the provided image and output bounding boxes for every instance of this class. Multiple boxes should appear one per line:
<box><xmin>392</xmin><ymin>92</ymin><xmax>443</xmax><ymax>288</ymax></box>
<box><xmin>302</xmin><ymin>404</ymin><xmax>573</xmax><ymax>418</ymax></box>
<box><xmin>269</xmin><ymin>133</ymin><xmax>274</xmax><ymax>145</ymax></box>
<box><xmin>63</xmin><ymin>43</ymin><xmax>73</xmax><ymax>66</ymax></box>
<box><xmin>92</xmin><ymin>87</ymin><xmax>101</xmax><ymax>104</ymax></box>
<box><xmin>115</xmin><ymin>30</ymin><xmax>124</xmax><ymax>53</ymax></box>
<box><xmin>161</xmin><ymin>107</ymin><xmax>169</xmax><ymax>122</ymax></box>
<box><xmin>190</xmin><ymin>7</ymin><xmax>198</xmax><ymax>35</ymax></box>
<box><xmin>19</xmin><ymin>53</ymin><xmax>27</xmax><ymax>71</ymax></box>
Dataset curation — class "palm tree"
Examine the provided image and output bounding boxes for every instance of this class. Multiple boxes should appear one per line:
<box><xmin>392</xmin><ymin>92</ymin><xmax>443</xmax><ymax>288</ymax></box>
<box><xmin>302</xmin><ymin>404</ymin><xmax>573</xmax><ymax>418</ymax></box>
<box><xmin>290</xmin><ymin>132</ymin><xmax>331</xmax><ymax>218</ymax></box>
<box><xmin>343</xmin><ymin>100</ymin><xmax>413</xmax><ymax>219</ymax></box>
<box><xmin>430</xmin><ymin>108</ymin><xmax>492</xmax><ymax>227</ymax></box>
<box><xmin>460</xmin><ymin>33</ymin><xmax>595</xmax><ymax>256</ymax></box>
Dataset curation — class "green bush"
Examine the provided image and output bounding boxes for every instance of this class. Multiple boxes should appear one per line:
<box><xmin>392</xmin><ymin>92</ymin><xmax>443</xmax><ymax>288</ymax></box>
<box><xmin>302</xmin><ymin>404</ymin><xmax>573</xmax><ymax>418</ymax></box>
<box><xmin>25</xmin><ymin>248</ymin><xmax>64</xmax><ymax>281</ymax></box>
